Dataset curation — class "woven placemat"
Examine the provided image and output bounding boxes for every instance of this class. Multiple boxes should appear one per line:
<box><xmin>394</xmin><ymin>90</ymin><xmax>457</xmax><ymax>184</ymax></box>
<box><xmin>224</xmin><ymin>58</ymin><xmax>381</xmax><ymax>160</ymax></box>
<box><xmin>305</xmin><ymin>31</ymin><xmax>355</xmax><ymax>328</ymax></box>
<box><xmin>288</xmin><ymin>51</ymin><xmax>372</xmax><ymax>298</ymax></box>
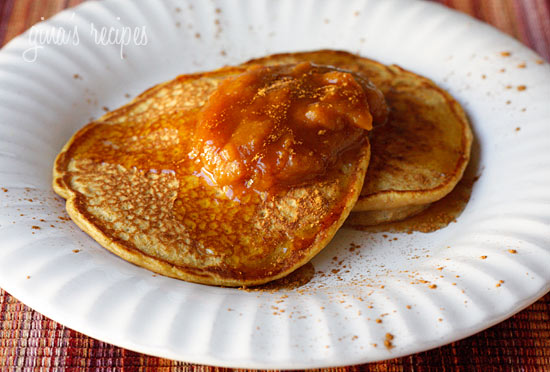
<box><xmin>1</xmin><ymin>288</ymin><xmax>549</xmax><ymax>371</ymax></box>
<box><xmin>1</xmin><ymin>0</ymin><xmax>549</xmax><ymax>370</ymax></box>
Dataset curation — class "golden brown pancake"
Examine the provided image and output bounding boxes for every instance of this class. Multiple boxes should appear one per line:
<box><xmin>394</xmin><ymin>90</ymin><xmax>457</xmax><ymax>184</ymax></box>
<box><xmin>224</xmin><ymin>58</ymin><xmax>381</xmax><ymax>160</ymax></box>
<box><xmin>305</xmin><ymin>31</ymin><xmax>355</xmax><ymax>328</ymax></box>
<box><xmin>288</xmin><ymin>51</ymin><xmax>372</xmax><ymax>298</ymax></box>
<box><xmin>244</xmin><ymin>50</ymin><xmax>473</xmax><ymax>223</ymax></box>
<box><xmin>345</xmin><ymin>203</ymin><xmax>432</xmax><ymax>226</ymax></box>
<box><xmin>53</xmin><ymin>62</ymin><xmax>384</xmax><ymax>286</ymax></box>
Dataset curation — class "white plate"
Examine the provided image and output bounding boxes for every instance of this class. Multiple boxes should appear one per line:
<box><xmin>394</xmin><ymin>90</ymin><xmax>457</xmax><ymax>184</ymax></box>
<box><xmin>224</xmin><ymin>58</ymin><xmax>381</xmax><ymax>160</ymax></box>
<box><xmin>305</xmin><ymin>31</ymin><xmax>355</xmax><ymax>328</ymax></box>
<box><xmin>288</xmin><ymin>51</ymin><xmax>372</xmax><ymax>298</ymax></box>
<box><xmin>1</xmin><ymin>0</ymin><xmax>549</xmax><ymax>368</ymax></box>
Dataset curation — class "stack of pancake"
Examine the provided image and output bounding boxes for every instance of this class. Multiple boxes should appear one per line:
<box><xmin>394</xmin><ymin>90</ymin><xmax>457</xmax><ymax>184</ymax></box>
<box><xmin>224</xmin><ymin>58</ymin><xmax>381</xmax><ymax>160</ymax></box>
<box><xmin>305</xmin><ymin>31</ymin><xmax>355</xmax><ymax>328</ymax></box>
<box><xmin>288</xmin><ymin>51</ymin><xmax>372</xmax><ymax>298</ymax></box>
<box><xmin>53</xmin><ymin>50</ymin><xmax>472</xmax><ymax>286</ymax></box>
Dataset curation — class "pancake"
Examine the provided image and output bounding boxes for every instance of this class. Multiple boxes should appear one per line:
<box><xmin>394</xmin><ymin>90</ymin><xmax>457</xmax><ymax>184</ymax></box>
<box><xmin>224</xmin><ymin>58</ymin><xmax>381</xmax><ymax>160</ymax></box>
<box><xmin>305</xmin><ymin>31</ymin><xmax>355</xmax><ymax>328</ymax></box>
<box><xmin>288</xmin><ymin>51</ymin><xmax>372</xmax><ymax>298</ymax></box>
<box><xmin>345</xmin><ymin>203</ymin><xmax>431</xmax><ymax>226</ymax></box>
<box><xmin>244</xmin><ymin>51</ymin><xmax>473</xmax><ymax>222</ymax></box>
<box><xmin>53</xmin><ymin>62</ymin><xmax>382</xmax><ymax>286</ymax></box>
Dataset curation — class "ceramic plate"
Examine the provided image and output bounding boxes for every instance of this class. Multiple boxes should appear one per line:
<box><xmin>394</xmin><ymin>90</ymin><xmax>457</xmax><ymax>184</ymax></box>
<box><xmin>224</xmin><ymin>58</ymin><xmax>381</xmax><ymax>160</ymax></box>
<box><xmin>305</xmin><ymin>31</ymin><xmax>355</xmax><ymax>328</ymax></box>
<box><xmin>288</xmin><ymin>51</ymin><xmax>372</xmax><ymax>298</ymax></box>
<box><xmin>0</xmin><ymin>0</ymin><xmax>549</xmax><ymax>368</ymax></box>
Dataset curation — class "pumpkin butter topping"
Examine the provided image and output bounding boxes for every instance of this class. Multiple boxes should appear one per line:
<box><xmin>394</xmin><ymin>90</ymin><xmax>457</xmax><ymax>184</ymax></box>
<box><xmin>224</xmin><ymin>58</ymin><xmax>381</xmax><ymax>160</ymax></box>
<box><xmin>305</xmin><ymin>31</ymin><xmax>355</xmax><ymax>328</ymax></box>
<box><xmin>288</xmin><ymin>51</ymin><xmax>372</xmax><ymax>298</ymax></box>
<box><xmin>193</xmin><ymin>62</ymin><xmax>387</xmax><ymax>197</ymax></box>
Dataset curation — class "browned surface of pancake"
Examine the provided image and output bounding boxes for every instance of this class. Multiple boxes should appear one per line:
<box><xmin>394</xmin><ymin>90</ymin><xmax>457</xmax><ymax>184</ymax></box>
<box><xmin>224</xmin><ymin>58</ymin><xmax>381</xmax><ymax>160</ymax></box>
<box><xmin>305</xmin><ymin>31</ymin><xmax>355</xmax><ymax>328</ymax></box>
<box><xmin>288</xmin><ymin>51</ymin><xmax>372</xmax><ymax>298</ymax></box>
<box><xmin>53</xmin><ymin>65</ymin><xmax>371</xmax><ymax>286</ymax></box>
<box><xmin>244</xmin><ymin>50</ymin><xmax>473</xmax><ymax>213</ymax></box>
<box><xmin>345</xmin><ymin>203</ymin><xmax>432</xmax><ymax>227</ymax></box>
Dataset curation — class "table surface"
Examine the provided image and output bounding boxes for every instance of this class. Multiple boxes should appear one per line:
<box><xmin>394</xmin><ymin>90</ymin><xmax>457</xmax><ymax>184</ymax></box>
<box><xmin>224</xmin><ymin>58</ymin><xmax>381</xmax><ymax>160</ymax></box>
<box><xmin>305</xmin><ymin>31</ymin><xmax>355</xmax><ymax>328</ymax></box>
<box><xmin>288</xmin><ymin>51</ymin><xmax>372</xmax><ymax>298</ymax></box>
<box><xmin>1</xmin><ymin>0</ymin><xmax>549</xmax><ymax>371</ymax></box>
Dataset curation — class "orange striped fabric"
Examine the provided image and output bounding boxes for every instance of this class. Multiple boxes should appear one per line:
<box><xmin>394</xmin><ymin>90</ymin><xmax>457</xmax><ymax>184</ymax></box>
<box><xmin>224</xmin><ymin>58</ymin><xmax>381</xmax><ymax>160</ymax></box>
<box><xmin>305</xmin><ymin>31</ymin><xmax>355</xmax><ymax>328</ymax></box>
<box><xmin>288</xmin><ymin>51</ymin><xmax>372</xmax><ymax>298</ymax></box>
<box><xmin>434</xmin><ymin>0</ymin><xmax>550</xmax><ymax>60</ymax></box>
<box><xmin>1</xmin><ymin>288</ymin><xmax>549</xmax><ymax>371</ymax></box>
<box><xmin>1</xmin><ymin>1</ymin><xmax>549</xmax><ymax>371</ymax></box>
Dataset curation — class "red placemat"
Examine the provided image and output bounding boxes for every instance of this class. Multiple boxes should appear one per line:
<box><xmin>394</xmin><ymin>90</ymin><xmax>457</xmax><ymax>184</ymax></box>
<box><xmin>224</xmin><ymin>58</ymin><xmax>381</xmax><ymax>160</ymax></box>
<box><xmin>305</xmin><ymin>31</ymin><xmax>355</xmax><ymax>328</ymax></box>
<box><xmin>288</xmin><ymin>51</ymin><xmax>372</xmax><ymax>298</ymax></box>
<box><xmin>1</xmin><ymin>0</ymin><xmax>549</xmax><ymax>370</ymax></box>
